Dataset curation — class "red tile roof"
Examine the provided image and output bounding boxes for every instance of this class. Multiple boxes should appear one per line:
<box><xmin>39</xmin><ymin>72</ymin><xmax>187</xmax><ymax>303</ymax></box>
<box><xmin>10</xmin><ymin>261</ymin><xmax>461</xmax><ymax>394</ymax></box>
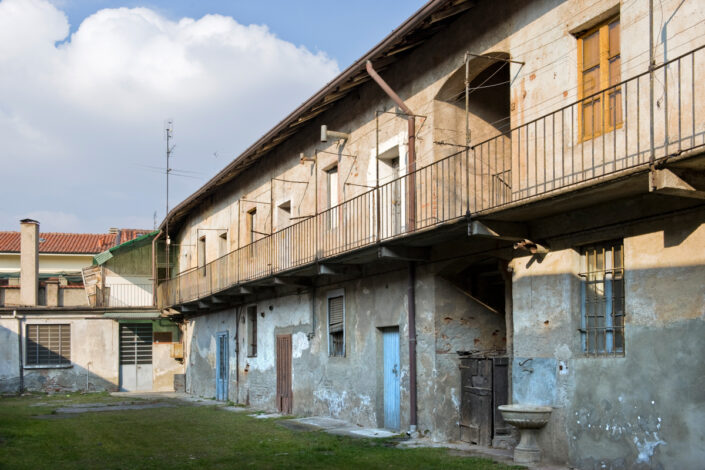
<box><xmin>0</xmin><ymin>229</ymin><xmax>152</xmax><ymax>254</ymax></box>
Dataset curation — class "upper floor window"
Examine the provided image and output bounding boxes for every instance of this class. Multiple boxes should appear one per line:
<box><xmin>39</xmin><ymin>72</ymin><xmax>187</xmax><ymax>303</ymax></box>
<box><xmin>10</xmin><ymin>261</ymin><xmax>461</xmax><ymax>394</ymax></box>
<box><xmin>579</xmin><ymin>241</ymin><xmax>625</xmax><ymax>355</ymax></box>
<box><xmin>198</xmin><ymin>236</ymin><xmax>206</xmax><ymax>270</ymax></box>
<box><xmin>326</xmin><ymin>166</ymin><xmax>339</xmax><ymax>229</ymax></box>
<box><xmin>247</xmin><ymin>209</ymin><xmax>257</xmax><ymax>245</ymax></box>
<box><xmin>579</xmin><ymin>16</ymin><xmax>621</xmax><ymax>140</ymax></box>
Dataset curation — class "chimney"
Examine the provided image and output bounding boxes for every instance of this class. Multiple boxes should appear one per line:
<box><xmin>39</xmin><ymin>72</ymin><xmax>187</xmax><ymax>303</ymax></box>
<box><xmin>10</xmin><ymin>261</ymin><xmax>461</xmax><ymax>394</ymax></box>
<box><xmin>20</xmin><ymin>219</ymin><xmax>39</xmax><ymax>306</ymax></box>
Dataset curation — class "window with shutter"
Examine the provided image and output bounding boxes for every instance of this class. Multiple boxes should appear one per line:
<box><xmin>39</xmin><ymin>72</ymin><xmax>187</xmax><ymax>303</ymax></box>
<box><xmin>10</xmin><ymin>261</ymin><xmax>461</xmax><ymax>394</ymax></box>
<box><xmin>578</xmin><ymin>16</ymin><xmax>621</xmax><ymax>140</ymax></box>
<box><xmin>327</xmin><ymin>293</ymin><xmax>345</xmax><ymax>357</ymax></box>
<box><xmin>26</xmin><ymin>324</ymin><xmax>71</xmax><ymax>366</ymax></box>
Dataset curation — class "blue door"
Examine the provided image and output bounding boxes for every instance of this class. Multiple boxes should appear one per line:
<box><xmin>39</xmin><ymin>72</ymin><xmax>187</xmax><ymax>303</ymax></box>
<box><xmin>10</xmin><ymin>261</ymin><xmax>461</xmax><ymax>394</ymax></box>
<box><xmin>383</xmin><ymin>328</ymin><xmax>400</xmax><ymax>430</ymax></box>
<box><xmin>216</xmin><ymin>332</ymin><xmax>228</xmax><ymax>401</ymax></box>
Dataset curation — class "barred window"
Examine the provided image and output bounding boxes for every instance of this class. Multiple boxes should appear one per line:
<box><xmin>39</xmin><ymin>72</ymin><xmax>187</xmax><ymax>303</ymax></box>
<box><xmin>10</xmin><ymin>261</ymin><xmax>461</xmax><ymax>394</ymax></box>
<box><xmin>580</xmin><ymin>241</ymin><xmax>625</xmax><ymax>355</ymax></box>
<box><xmin>327</xmin><ymin>291</ymin><xmax>345</xmax><ymax>357</ymax></box>
<box><xmin>26</xmin><ymin>324</ymin><xmax>71</xmax><ymax>366</ymax></box>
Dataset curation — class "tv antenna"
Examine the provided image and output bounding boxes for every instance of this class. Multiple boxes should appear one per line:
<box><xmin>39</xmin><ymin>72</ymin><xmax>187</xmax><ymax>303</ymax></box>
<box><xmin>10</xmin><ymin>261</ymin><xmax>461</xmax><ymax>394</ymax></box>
<box><xmin>165</xmin><ymin>119</ymin><xmax>174</xmax><ymax>280</ymax></box>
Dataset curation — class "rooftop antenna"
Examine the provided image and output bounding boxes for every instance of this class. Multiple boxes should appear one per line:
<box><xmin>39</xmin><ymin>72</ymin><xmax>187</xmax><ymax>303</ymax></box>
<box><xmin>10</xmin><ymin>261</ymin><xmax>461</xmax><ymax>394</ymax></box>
<box><xmin>165</xmin><ymin>119</ymin><xmax>174</xmax><ymax>280</ymax></box>
<box><xmin>153</xmin><ymin>211</ymin><xmax>157</xmax><ymax>230</ymax></box>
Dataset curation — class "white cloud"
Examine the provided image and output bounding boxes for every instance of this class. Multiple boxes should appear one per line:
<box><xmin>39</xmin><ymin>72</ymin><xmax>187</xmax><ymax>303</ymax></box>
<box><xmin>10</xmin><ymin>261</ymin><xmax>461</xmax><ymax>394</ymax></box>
<box><xmin>0</xmin><ymin>0</ymin><xmax>339</xmax><ymax>232</ymax></box>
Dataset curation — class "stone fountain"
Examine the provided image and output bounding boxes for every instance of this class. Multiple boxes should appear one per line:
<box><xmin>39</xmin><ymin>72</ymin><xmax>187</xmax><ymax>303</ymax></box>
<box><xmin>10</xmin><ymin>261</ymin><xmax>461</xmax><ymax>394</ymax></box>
<box><xmin>498</xmin><ymin>404</ymin><xmax>552</xmax><ymax>464</ymax></box>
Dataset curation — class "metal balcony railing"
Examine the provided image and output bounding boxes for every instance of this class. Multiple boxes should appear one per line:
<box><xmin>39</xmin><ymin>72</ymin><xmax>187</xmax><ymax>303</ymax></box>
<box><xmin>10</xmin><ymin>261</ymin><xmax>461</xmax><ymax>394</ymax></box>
<box><xmin>159</xmin><ymin>46</ymin><xmax>705</xmax><ymax>309</ymax></box>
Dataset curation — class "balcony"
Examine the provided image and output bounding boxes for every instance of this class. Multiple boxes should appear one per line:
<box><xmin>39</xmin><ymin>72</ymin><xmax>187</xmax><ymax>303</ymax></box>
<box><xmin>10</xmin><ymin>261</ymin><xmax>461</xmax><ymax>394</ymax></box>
<box><xmin>159</xmin><ymin>46</ymin><xmax>705</xmax><ymax>311</ymax></box>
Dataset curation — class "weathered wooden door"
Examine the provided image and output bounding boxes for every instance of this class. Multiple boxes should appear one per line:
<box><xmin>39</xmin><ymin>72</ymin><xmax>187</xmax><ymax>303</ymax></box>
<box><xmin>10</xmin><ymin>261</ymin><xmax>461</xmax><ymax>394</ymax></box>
<box><xmin>383</xmin><ymin>328</ymin><xmax>400</xmax><ymax>430</ymax></box>
<box><xmin>119</xmin><ymin>323</ymin><xmax>153</xmax><ymax>392</ymax></box>
<box><xmin>276</xmin><ymin>334</ymin><xmax>292</xmax><ymax>414</ymax></box>
<box><xmin>215</xmin><ymin>331</ymin><xmax>228</xmax><ymax>401</ymax></box>
<box><xmin>459</xmin><ymin>357</ymin><xmax>509</xmax><ymax>446</ymax></box>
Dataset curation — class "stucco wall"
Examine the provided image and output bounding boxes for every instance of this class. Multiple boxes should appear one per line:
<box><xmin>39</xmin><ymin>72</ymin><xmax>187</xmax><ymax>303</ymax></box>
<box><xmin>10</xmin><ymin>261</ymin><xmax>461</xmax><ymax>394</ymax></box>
<box><xmin>0</xmin><ymin>315</ymin><xmax>119</xmax><ymax>393</ymax></box>
<box><xmin>511</xmin><ymin>211</ymin><xmax>705</xmax><ymax>468</ymax></box>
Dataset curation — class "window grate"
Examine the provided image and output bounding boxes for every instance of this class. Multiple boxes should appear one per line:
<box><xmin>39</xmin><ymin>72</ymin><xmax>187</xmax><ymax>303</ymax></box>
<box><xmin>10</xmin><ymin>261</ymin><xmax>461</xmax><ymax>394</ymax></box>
<box><xmin>26</xmin><ymin>324</ymin><xmax>71</xmax><ymax>366</ymax></box>
<box><xmin>579</xmin><ymin>241</ymin><xmax>625</xmax><ymax>355</ymax></box>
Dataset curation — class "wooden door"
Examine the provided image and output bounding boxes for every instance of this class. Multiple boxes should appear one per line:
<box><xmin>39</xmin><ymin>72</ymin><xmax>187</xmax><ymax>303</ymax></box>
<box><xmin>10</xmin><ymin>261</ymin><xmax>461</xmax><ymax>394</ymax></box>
<box><xmin>276</xmin><ymin>334</ymin><xmax>292</xmax><ymax>414</ymax></box>
<box><xmin>459</xmin><ymin>357</ymin><xmax>493</xmax><ymax>446</ymax></box>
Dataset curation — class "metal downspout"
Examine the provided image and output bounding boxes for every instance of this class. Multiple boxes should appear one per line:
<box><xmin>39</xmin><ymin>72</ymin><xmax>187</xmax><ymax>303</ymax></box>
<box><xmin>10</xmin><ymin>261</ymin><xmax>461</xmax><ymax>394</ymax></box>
<box><xmin>366</xmin><ymin>60</ymin><xmax>418</xmax><ymax>432</ymax></box>
<box><xmin>151</xmin><ymin>230</ymin><xmax>163</xmax><ymax>307</ymax></box>
<box><xmin>407</xmin><ymin>262</ymin><xmax>417</xmax><ymax>433</ymax></box>
<box><xmin>15</xmin><ymin>310</ymin><xmax>23</xmax><ymax>394</ymax></box>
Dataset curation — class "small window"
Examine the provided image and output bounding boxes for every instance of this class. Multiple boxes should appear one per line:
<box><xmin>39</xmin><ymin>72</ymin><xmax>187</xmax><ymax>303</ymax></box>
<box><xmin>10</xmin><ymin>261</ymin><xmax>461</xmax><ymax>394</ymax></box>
<box><xmin>247</xmin><ymin>209</ymin><xmax>257</xmax><ymax>245</ymax></box>
<box><xmin>579</xmin><ymin>241</ymin><xmax>625</xmax><ymax>355</ymax></box>
<box><xmin>26</xmin><ymin>324</ymin><xmax>71</xmax><ymax>366</ymax></box>
<box><xmin>247</xmin><ymin>305</ymin><xmax>257</xmax><ymax>357</ymax></box>
<box><xmin>218</xmin><ymin>231</ymin><xmax>228</xmax><ymax>257</ymax></box>
<box><xmin>578</xmin><ymin>16</ymin><xmax>621</xmax><ymax>140</ymax></box>
<box><xmin>198</xmin><ymin>236</ymin><xmax>206</xmax><ymax>268</ymax></box>
<box><xmin>327</xmin><ymin>291</ymin><xmax>345</xmax><ymax>357</ymax></box>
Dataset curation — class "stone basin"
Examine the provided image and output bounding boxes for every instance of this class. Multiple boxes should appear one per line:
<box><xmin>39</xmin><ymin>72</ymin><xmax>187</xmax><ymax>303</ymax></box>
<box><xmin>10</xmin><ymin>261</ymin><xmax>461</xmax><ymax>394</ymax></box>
<box><xmin>498</xmin><ymin>404</ymin><xmax>553</xmax><ymax>464</ymax></box>
<box><xmin>497</xmin><ymin>404</ymin><xmax>552</xmax><ymax>428</ymax></box>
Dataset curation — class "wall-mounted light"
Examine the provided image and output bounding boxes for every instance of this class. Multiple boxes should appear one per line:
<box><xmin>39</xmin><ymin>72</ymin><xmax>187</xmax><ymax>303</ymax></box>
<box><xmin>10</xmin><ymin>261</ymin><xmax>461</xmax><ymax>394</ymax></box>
<box><xmin>320</xmin><ymin>125</ymin><xmax>350</xmax><ymax>143</ymax></box>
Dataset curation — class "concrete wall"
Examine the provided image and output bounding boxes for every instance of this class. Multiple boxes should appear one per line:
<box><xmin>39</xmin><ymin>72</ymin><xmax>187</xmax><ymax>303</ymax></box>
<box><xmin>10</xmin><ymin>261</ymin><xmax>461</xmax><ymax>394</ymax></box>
<box><xmin>511</xmin><ymin>210</ymin><xmax>705</xmax><ymax>468</ymax></box>
<box><xmin>0</xmin><ymin>314</ymin><xmax>183</xmax><ymax>394</ymax></box>
<box><xmin>0</xmin><ymin>314</ymin><xmax>119</xmax><ymax>393</ymax></box>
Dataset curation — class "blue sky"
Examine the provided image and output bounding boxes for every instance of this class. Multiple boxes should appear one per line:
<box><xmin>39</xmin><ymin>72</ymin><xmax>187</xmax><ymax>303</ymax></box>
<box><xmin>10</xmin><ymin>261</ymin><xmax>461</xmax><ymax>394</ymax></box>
<box><xmin>57</xmin><ymin>1</ymin><xmax>426</xmax><ymax>69</ymax></box>
<box><xmin>0</xmin><ymin>0</ymin><xmax>425</xmax><ymax>233</ymax></box>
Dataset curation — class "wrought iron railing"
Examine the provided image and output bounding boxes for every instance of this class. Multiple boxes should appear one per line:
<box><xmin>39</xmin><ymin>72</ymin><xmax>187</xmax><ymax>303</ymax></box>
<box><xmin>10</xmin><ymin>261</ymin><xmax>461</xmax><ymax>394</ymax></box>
<box><xmin>159</xmin><ymin>46</ymin><xmax>705</xmax><ymax>309</ymax></box>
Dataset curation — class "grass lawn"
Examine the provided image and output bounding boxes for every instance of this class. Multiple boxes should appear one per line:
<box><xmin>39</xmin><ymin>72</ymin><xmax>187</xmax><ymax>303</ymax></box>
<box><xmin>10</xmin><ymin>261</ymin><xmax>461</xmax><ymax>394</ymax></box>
<box><xmin>0</xmin><ymin>393</ymin><xmax>520</xmax><ymax>470</ymax></box>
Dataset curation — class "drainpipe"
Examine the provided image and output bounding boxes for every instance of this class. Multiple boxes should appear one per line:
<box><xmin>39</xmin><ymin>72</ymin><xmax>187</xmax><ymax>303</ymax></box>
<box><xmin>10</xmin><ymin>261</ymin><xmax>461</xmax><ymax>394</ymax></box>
<box><xmin>234</xmin><ymin>306</ymin><xmax>241</xmax><ymax>403</ymax></box>
<box><xmin>15</xmin><ymin>310</ymin><xmax>23</xmax><ymax>394</ymax></box>
<box><xmin>649</xmin><ymin>0</ymin><xmax>655</xmax><ymax>166</ymax></box>
<box><xmin>366</xmin><ymin>59</ymin><xmax>419</xmax><ymax>434</ymax></box>
<box><xmin>152</xmin><ymin>230</ymin><xmax>163</xmax><ymax>307</ymax></box>
<box><xmin>365</xmin><ymin>60</ymin><xmax>416</xmax><ymax>231</ymax></box>
<box><xmin>407</xmin><ymin>262</ymin><xmax>417</xmax><ymax>434</ymax></box>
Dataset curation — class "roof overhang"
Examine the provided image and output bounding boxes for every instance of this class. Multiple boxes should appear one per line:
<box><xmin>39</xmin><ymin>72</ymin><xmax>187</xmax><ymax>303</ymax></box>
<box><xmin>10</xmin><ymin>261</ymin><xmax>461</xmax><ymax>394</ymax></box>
<box><xmin>161</xmin><ymin>0</ymin><xmax>475</xmax><ymax>235</ymax></box>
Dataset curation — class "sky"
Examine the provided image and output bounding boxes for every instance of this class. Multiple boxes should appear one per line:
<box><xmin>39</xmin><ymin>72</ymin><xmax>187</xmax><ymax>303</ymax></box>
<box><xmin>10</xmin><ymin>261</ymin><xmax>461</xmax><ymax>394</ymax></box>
<box><xmin>0</xmin><ymin>0</ymin><xmax>426</xmax><ymax>233</ymax></box>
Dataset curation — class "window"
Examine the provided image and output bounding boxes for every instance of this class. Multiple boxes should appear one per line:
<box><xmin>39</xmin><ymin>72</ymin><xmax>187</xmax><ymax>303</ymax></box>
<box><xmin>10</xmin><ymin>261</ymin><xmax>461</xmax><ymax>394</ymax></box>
<box><xmin>579</xmin><ymin>241</ymin><xmax>624</xmax><ymax>355</ymax></box>
<box><xmin>247</xmin><ymin>305</ymin><xmax>257</xmax><ymax>357</ymax></box>
<box><xmin>578</xmin><ymin>16</ymin><xmax>621</xmax><ymax>140</ymax></box>
<box><xmin>326</xmin><ymin>166</ymin><xmax>339</xmax><ymax>229</ymax></box>
<box><xmin>327</xmin><ymin>290</ymin><xmax>345</xmax><ymax>356</ymax></box>
<box><xmin>247</xmin><ymin>209</ymin><xmax>257</xmax><ymax>245</ymax></box>
<box><xmin>26</xmin><ymin>324</ymin><xmax>71</xmax><ymax>366</ymax></box>
<box><xmin>198</xmin><ymin>236</ymin><xmax>206</xmax><ymax>275</ymax></box>
<box><xmin>218</xmin><ymin>231</ymin><xmax>228</xmax><ymax>257</ymax></box>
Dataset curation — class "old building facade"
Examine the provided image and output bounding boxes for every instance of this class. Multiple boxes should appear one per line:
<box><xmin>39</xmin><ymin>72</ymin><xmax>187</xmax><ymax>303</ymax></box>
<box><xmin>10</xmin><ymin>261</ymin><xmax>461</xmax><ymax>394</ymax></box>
<box><xmin>157</xmin><ymin>0</ymin><xmax>705</xmax><ymax>467</ymax></box>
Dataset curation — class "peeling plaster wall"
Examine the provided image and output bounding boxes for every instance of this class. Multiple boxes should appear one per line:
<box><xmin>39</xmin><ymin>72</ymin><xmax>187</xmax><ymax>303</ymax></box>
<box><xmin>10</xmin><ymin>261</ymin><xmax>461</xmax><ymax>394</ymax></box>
<box><xmin>181</xmin><ymin>265</ymin><xmax>502</xmax><ymax>441</ymax></box>
<box><xmin>511</xmin><ymin>212</ymin><xmax>705</xmax><ymax>469</ymax></box>
<box><xmin>0</xmin><ymin>316</ymin><xmax>119</xmax><ymax>393</ymax></box>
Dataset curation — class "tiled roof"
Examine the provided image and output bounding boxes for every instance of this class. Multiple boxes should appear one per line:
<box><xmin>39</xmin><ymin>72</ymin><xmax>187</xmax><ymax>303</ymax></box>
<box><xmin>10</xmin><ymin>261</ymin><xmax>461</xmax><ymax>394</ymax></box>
<box><xmin>0</xmin><ymin>229</ymin><xmax>152</xmax><ymax>254</ymax></box>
